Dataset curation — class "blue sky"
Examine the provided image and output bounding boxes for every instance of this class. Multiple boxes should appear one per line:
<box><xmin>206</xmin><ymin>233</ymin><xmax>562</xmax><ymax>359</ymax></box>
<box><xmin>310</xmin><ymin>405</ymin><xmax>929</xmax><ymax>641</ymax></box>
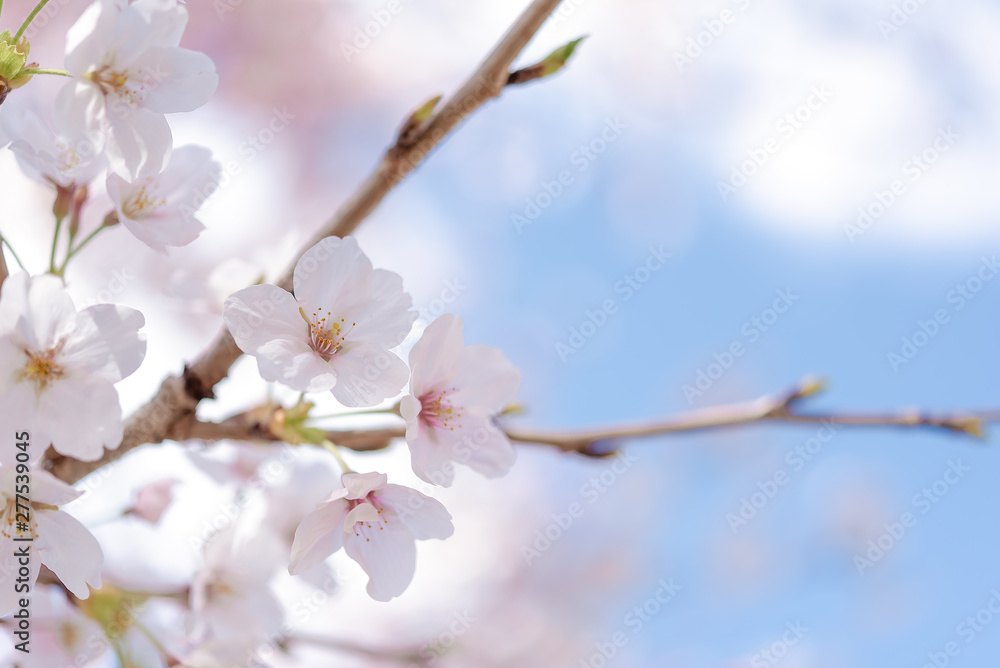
<box><xmin>335</xmin><ymin>0</ymin><xmax>1000</xmax><ymax>664</ymax></box>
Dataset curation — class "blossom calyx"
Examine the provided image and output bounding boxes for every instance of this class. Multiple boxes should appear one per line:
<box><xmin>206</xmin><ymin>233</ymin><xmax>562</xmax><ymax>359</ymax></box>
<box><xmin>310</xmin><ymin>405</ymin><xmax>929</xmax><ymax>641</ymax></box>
<box><xmin>0</xmin><ymin>31</ymin><xmax>35</xmax><ymax>104</ymax></box>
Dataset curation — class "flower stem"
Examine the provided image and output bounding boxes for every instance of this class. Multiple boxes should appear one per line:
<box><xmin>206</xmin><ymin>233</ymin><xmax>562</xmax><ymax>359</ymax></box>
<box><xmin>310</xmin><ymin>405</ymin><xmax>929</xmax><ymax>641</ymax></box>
<box><xmin>20</xmin><ymin>67</ymin><xmax>71</xmax><ymax>77</ymax></box>
<box><xmin>48</xmin><ymin>215</ymin><xmax>63</xmax><ymax>274</ymax></box>
<box><xmin>309</xmin><ymin>406</ymin><xmax>398</xmax><ymax>421</ymax></box>
<box><xmin>58</xmin><ymin>213</ymin><xmax>112</xmax><ymax>274</ymax></box>
<box><xmin>0</xmin><ymin>236</ymin><xmax>25</xmax><ymax>271</ymax></box>
<box><xmin>321</xmin><ymin>440</ymin><xmax>354</xmax><ymax>474</ymax></box>
<box><xmin>13</xmin><ymin>0</ymin><xmax>52</xmax><ymax>42</ymax></box>
<box><xmin>131</xmin><ymin>617</ymin><xmax>176</xmax><ymax>664</ymax></box>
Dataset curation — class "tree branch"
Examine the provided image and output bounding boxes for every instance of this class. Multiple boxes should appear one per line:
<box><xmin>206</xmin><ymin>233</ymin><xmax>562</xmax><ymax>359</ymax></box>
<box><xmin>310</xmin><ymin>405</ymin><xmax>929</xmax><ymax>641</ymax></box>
<box><xmin>44</xmin><ymin>0</ymin><xmax>567</xmax><ymax>485</ymax></box>
<box><xmin>179</xmin><ymin>378</ymin><xmax>996</xmax><ymax>458</ymax></box>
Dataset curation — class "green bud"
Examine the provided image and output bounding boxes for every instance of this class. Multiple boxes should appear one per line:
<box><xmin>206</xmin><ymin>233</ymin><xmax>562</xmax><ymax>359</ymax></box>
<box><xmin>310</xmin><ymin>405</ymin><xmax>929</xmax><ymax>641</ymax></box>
<box><xmin>397</xmin><ymin>94</ymin><xmax>443</xmax><ymax>146</ymax></box>
<box><xmin>0</xmin><ymin>31</ymin><xmax>36</xmax><ymax>105</ymax></box>
<box><xmin>270</xmin><ymin>400</ymin><xmax>327</xmax><ymax>445</ymax></box>
<box><xmin>507</xmin><ymin>36</ymin><xmax>587</xmax><ymax>86</ymax></box>
<box><xmin>537</xmin><ymin>36</ymin><xmax>587</xmax><ymax>78</ymax></box>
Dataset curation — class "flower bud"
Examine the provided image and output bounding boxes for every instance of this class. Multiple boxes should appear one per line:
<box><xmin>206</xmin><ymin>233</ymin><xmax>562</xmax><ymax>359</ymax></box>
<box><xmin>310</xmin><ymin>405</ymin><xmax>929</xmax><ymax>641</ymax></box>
<box><xmin>0</xmin><ymin>31</ymin><xmax>36</xmax><ymax>105</ymax></box>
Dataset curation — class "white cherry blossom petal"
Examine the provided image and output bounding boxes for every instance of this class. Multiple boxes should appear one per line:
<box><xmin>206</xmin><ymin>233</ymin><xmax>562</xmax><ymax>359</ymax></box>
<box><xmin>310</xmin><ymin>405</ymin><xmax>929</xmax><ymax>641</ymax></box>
<box><xmin>27</xmin><ymin>470</ymin><xmax>84</xmax><ymax>507</ymax></box>
<box><xmin>343</xmin><ymin>472</ymin><xmax>388</xmax><ymax>500</ymax></box>
<box><xmin>60</xmin><ymin>303</ymin><xmax>146</xmax><ymax>382</ymax></box>
<box><xmin>288</xmin><ymin>495</ymin><xmax>349</xmax><ymax>575</ymax></box>
<box><xmin>376</xmin><ymin>485</ymin><xmax>454</xmax><ymax>540</ymax></box>
<box><xmin>134</xmin><ymin>47</ymin><xmax>219</xmax><ymax>113</ymax></box>
<box><xmin>329</xmin><ymin>342</ymin><xmax>409</xmax><ymax>408</ymax></box>
<box><xmin>349</xmin><ymin>269</ymin><xmax>417</xmax><ymax>348</ymax></box>
<box><xmin>406</xmin><ymin>313</ymin><xmax>463</xmax><ymax>395</ymax></box>
<box><xmin>37</xmin><ymin>377</ymin><xmax>123</xmax><ymax>460</ymax></box>
<box><xmin>292</xmin><ymin>236</ymin><xmax>374</xmax><ymax>314</ymax></box>
<box><xmin>34</xmin><ymin>510</ymin><xmax>104</xmax><ymax>600</ymax></box>
<box><xmin>343</xmin><ymin>520</ymin><xmax>417</xmax><ymax>603</ymax></box>
<box><xmin>452</xmin><ymin>344</ymin><xmax>521</xmax><ymax>411</ymax></box>
<box><xmin>223</xmin><ymin>285</ymin><xmax>307</xmax><ymax>352</ymax></box>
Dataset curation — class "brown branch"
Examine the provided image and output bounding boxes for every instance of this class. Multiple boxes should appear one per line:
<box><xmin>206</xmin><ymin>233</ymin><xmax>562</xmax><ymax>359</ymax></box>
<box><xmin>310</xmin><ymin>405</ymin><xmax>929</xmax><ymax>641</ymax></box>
<box><xmin>179</xmin><ymin>378</ymin><xmax>996</xmax><ymax>459</ymax></box>
<box><xmin>44</xmin><ymin>0</ymin><xmax>567</xmax><ymax>485</ymax></box>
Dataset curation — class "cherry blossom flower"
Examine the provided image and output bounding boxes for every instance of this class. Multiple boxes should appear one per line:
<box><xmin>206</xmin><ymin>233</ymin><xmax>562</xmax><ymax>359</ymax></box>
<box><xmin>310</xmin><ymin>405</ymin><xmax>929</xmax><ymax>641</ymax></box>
<box><xmin>0</xmin><ymin>460</ymin><xmax>104</xmax><ymax>616</ymax></box>
<box><xmin>125</xmin><ymin>478</ymin><xmax>179</xmax><ymax>524</ymax></box>
<box><xmin>2</xmin><ymin>586</ymin><xmax>108</xmax><ymax>668</ymax></box>
<box><xmin>57</xmin><ymin>0</ymin><xmax>219</xmax><ymax>179</ymax></box>
<box><xmin>400</xmin><ymin>314</ymin><xmax>521</xmax><ymax>486</ymax></box>
<box><xmin>1</xmin><ymin>103</ymin><xmax>106</xmax><ymax>188</ymax></box>
<box><xmin>223</xmin><ymin>237</ymin><xmax>417</xmax><ymax>407</ymax></box>
<box><xmin>289</xmin><ymin>471</ymin><xmax>453</xmax><ymax>601</ymax></box>
<box><xmin>0</xmin><ymin>273</ymin><xmax>146</xmax><ymax>461</ymax></box>
<box><xmin>106</xmin><ymin>145</ymin><xmax>221</xmax><ymax>252</ymax></box>
<box><xmin>189</xmin><ymin>527</ymin><xmax>284</xmax><ymax>663</ymax></box>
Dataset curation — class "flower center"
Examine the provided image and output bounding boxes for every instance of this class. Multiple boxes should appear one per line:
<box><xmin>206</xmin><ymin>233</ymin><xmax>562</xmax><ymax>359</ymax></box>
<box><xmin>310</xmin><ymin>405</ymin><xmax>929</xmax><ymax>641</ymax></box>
<box><xmin>86</xmin><ymin>65</ymin><xmax>140</xmax><ymax>106</ymax></box>
<box><xmin>18</xmin><ymin>346</ymin><xmax>65</xmax><ymax>391</ymax></box>
<box><xmin>56</xmin><ymin>139</ymin><xmax>82</xmax><ymax>174</ymax></box>
<box><xmin>305</xmin><ymin>308</ymin><xmax>354</xmax><ymax>360</ymax></box>
<box><xmin>419</xmin><ymin>387</ymin><xmax>461</xmax><ymax>432</ymax></box>
<box><xmin>346</xmin><ymin>497</ymin><xmax>389</xmax><ymax>543</ymax></box>
<box><xmin>205</xmin><ymin>581</ymin><xmax>235</xmax><ymax>602</ymax></box>
<box><xmin>121</xmin><ymin>179</ymin><xmax>166</xmax><ymax>220</ymax></box>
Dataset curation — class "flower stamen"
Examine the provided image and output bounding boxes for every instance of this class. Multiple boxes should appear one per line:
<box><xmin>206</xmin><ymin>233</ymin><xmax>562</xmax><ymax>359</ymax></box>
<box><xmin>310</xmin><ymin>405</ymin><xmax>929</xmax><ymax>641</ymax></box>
<box><xmin>419</xmin><ymin>387</ymin><xmax>461</xmax><ymax>432</ymax></box>
<box><xmin>18</xmin><ymin>346</ymin><xmax>65</xmax><ymax>391</ymax></box>
<box><xmin>121</xmin><ymin>178</ymin><xmax>166</xmax><ymax>219</ymax></box>
<box><xmin>306</xmin><ymin>308</ymin><xmax>354</xmax><ymax>360</ymax></box>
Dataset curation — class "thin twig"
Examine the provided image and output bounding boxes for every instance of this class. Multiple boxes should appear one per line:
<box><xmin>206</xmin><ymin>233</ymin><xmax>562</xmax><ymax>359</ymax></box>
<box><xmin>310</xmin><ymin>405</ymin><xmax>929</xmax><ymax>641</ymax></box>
<box><xmin>44</xmin><ymin>0</ymin><xmax>568</xmax><ymax>485</ymax></box>
<box><xmin>180</xmin><ymin>378</ymin><xmax>996</xmax><ymax>458</ymax></box>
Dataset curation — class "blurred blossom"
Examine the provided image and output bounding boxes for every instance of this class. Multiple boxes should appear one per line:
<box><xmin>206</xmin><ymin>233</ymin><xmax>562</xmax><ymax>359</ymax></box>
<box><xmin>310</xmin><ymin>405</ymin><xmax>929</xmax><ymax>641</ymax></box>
<box><xmin>126</xmin><ymin>478</ymin><xmax>180</xmax><ymax>524</ymax></box>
